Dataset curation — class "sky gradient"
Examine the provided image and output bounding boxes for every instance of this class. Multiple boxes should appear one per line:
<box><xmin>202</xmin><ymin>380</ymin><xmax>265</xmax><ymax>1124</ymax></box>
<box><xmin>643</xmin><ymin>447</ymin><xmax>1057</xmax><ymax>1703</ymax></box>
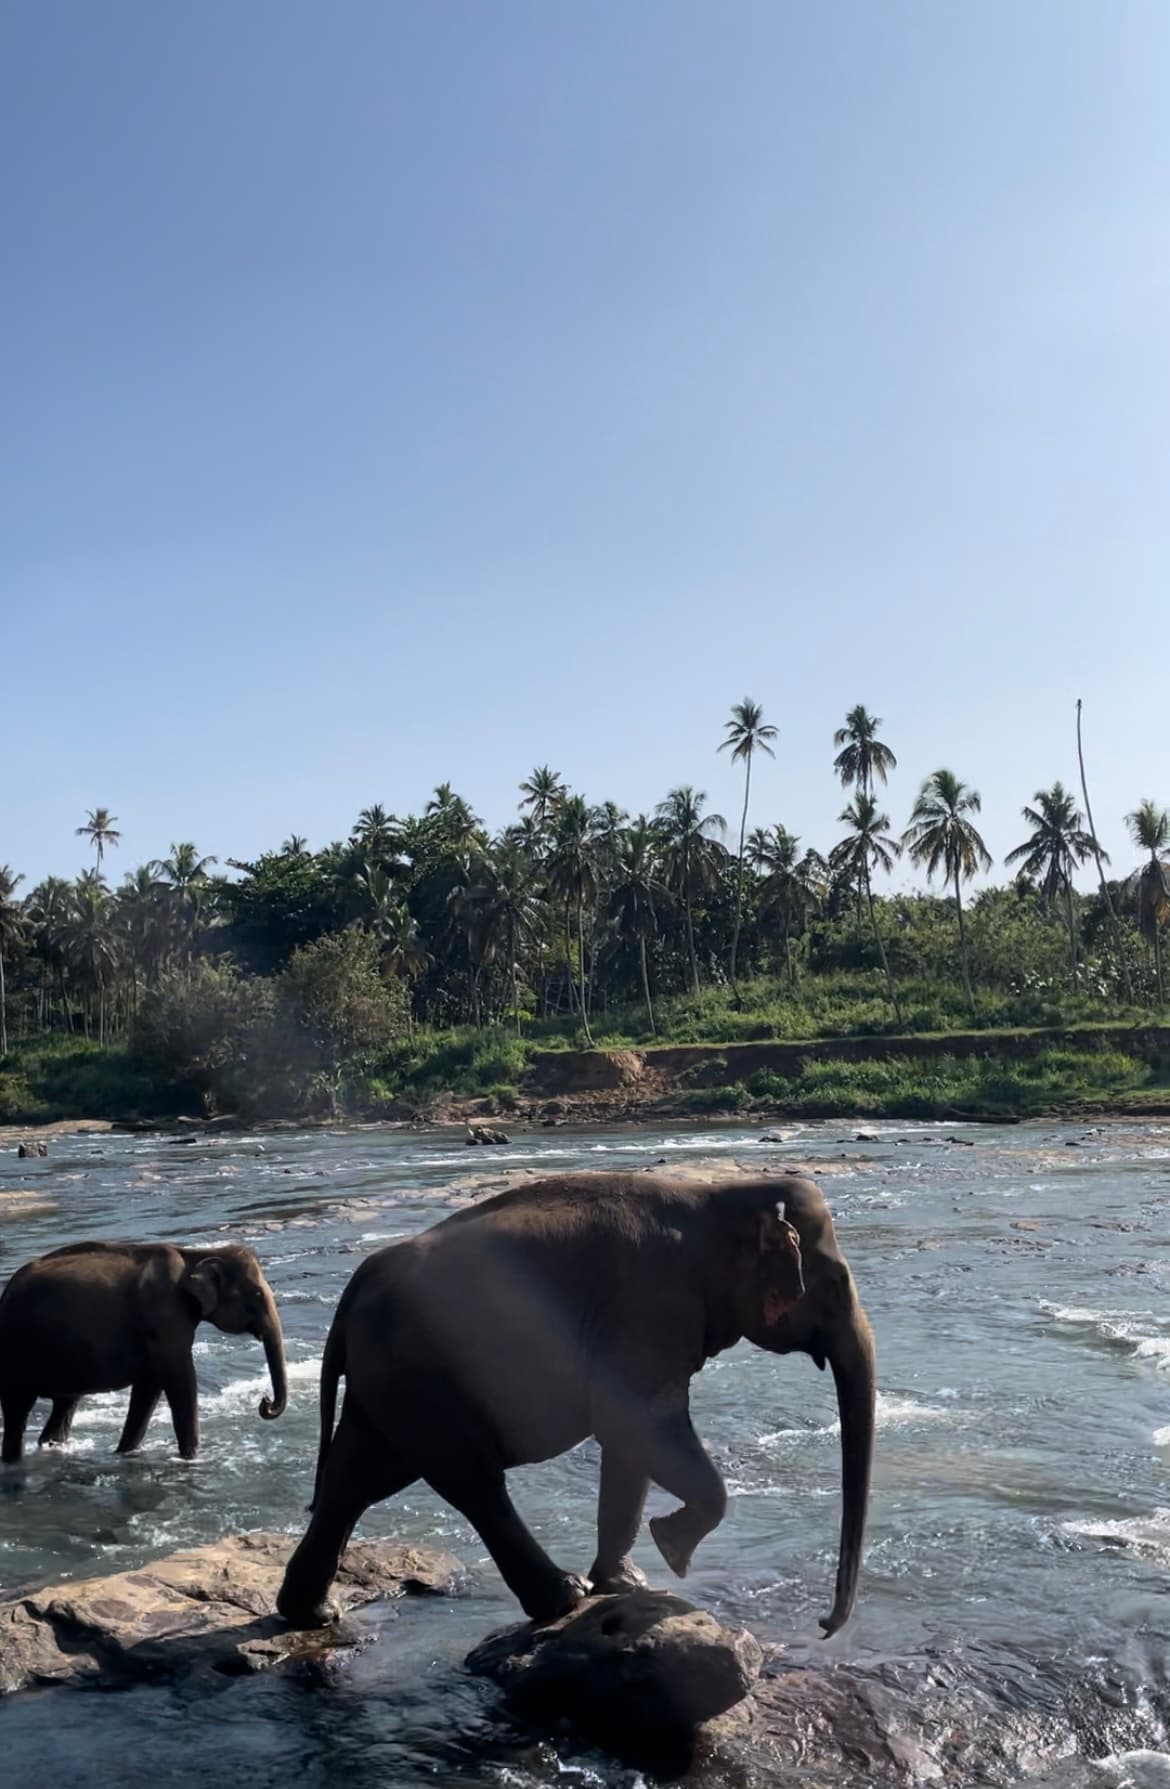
<box><xmin>4</xmin><ymin>2</ymin><xmax>1168</xmax><ymax>891</ymax></box>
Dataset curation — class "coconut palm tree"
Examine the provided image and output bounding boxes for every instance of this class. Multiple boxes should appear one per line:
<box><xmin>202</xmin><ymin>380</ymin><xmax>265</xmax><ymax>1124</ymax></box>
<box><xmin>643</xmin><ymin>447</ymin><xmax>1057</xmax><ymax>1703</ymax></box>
<box><xmin>281</xmin><ymin>835</ymin><xmax>309</xmax><ymax>856</ymax></box>
<box><xmin>830</xmin><ymin>795</ymin><xmax>903</xmax><ymax>1024</ymax></box>
<box><xmin>609</xmin><ymin>817</ymin><xmax>665</xmax><ymax>1033</ymax></box>
<box><xmin>902</xmin><ymin>770</ymin><xmax>991</xmax><ymax>1015</ymax></box>
<box><xmin>833</xmin><ymin>707</ymin><xmax>897</xmax><ymax>796</ymax></box>
<box><xmin>518</xmin><ymin>766</ymin><xmax>565</xmax><ymax>838</ymax></box>
<box><xmin>0</xmin><ymin>867</ymin><xmax>25</xmax><ymax>1055</ymax></box>
<box><xmin>654</xmin><ymin>787</ymin><xmax>726</xmax><ymax>997</ymax></box>
<box><xmin>64</xmin><ymin>873</ymin><xmax>119</xmax><ymax>1044</ymax></box>
<box><xmin>719</xmin><ymin>700</ymin><xmax>777</xmax><ymax>993</ymax></box>
<box><xmin>1125</xmin><ymin>799</ymin><xmax>1170</xmax><ymax>1005</ymax></box>
<box><xmin>352</xmin><ymin>805</ymin><xmax>399</xmax><ymax>862</ymax></box>
<box><xmin>546</xmin><ymin>796</ymin><xmax>600</xmax><ymax>1041</ymax></box>
<box><xmin>76</xmin><ymin>808</ymin><xmax>120</xmax><ymax>871</ymax></box>
<box><xmin>25</xmin><ymin>876</ymin><xmax>73</xmax><ymax>1032</ymax></box>
<box><xmin>1005</xmin><ymin>784</ymin><xmax>1097</xmax><ymax>991</ymax></box>
<box><xmin>749</xmin><ymin>825</ymin><xmax>811</xmax><ymax>988</ymax></box>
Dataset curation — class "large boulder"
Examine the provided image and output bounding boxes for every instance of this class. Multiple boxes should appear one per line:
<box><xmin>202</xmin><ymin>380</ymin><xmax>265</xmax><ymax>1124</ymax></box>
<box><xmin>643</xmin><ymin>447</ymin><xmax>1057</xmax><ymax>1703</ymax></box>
<box><xmin>0</xmin><ymin>1533</ymin><xmax>460</xmax><ymax>1695</ymax></box>
<box><xmin>466</xmin><ymin>1588</ymin><xmax>762</xmax><ymax>1741</ymax></box>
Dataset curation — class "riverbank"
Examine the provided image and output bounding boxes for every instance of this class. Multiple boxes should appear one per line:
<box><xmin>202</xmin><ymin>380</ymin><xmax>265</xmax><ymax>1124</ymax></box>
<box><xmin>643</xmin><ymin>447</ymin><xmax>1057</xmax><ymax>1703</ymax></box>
<box><xmin>3</xmin><ymin>1023</ymin><xmax>1169</xmax><ymax>1137</ymax></box>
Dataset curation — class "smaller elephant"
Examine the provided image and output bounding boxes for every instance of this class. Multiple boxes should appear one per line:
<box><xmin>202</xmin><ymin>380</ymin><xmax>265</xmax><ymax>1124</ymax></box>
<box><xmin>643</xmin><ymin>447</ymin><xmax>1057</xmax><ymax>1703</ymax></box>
<box><xmin>0</xmin><ymin>1241</ymin><xmax>288</xmax><ymax>1464</ymax></box>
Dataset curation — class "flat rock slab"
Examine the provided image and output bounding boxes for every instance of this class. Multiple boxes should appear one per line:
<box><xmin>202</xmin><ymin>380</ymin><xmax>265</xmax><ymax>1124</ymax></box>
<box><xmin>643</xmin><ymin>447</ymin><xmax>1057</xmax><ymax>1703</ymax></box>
<box><xmin>466</xmin><ymin>1588</ymin><xmax>762</xmax><ymax>1740</ymax></box>
<box><xmin>0</xmin><ymin>1532</ymin><xmax>461</xmax><ymax>1695</ymax></box>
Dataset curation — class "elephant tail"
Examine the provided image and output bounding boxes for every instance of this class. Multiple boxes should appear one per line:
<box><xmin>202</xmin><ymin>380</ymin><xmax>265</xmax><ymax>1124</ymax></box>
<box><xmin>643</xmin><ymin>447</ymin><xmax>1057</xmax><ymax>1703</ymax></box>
<box><xmin>307</xmin><ymin>1320</ymin><xmax>346</xmax><ymax>1514</ymax></box>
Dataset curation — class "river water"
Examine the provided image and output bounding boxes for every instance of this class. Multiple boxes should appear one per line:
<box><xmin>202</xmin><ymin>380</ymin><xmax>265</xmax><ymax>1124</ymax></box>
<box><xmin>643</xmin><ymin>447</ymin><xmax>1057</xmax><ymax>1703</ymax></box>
<box><xmin>3</xmin><ymin>1118</ymin><xmax>1170</xmax><ymax>1788</ymax></box>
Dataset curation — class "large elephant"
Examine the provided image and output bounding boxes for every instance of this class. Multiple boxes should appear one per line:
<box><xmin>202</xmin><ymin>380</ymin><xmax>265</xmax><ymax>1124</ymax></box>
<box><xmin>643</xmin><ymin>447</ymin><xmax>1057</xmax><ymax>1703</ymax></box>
<box><xmin>0</xmin><ymin>1241</ymin><xmax>288</xmax><ymax>1463</ymax></box>
<box><xmin>277</xmin><ymin>1172</ymin><xmax>874</xmax><ymax>1635</ymax></box>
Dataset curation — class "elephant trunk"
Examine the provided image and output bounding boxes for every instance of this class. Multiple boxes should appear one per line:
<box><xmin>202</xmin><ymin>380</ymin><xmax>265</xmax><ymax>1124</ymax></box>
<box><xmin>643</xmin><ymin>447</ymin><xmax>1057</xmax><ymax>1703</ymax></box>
<box><xmin>821</xmin><ymin>1301</ymin><xmax>875</xmax><ymax>1637</ymax></box>
<box><xmin>255</xmin><ymin>1289</ymin><xmax>288</xmax><ymax>1421</ymax></box>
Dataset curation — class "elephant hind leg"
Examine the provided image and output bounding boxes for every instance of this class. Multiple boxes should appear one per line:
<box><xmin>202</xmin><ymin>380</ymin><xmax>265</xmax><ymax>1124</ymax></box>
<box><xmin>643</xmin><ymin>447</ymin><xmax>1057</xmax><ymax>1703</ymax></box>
<box><xmin>39</xmin><ymin>1398</ymin><xmax>81</xmax><ymax>1447</ymax></box>
<box><xmin>277</xmin><ymin>1403</ymin><xmax>417</xmax><ymax>1629</ymax></box>
<box><xmin>1</xmin><ymin>1390</ymin><xmax>36</xmax><ymax>1465</ymax></box>
<box><xmin>641</xmin><ymin>1411</ymin><xmax>728</xmax><ymax>1580</ymax></box>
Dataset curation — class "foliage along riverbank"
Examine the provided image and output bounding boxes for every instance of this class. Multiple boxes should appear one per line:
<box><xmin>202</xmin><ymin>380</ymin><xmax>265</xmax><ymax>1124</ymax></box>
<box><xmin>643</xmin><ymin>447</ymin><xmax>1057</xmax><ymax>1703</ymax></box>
<box><xmin>4</xmin><ymin>1018</ymin><xmax>1169</xmax><ymax>1131</ymax></box>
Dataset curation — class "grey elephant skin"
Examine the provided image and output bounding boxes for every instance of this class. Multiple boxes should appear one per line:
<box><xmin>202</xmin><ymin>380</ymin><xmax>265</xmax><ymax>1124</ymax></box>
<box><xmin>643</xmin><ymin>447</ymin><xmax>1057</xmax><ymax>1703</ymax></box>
<box><xmin>0</xmin><ymin>1241</ymin><xmax>288</xmax><ymax>1462</ymax></box>
<box><xmin>277</xmin><ymin>1171</ymin><xmax>875</xmax><ymax>1635</ymax></box>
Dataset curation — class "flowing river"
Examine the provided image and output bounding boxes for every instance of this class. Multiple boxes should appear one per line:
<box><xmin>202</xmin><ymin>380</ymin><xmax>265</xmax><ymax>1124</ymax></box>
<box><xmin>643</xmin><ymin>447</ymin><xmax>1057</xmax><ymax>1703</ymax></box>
<box><xmin>3</xmin><ymin>1117</ymin><xmax>1170</xmax><ymax>1788</ymax></box>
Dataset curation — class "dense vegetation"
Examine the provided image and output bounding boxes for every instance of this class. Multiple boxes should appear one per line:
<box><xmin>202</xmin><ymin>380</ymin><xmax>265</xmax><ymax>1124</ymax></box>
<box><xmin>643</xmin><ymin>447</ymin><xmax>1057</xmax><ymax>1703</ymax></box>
<box><xmin>2</xmin><ymin>706</ymin><xmax>1169</xmax><ymax>1123</ymax></box>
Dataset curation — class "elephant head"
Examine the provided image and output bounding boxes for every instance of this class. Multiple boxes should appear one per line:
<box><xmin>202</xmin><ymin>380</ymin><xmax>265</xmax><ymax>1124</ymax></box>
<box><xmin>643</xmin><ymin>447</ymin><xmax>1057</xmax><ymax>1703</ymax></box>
<box><xmin>730</xmin><ymin>1177</ymin><xmax>875</xmax><ymax>1638</ymax></box>
<box><xmin>181</xmin><ymin>1246</ymin><xmax>288</xmax><ymax>1422</ymax></box>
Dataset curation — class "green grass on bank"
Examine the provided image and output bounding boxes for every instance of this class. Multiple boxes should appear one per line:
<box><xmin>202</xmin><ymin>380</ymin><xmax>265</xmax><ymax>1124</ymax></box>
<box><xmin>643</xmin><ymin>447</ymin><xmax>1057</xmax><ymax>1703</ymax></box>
<box><xmin>3</xmin><ymin>974</ymin><xmax>1170</xmax><ymax>1126</ymax></box>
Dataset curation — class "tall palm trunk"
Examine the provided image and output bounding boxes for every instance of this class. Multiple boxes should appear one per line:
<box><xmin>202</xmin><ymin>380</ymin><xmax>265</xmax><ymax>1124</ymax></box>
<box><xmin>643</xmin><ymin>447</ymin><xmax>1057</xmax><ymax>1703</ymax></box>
<box><xmin>682</xmin><ymin>847</ymin><xmax>701</xmax><ymax>997</ymax></box>
<box><xmin>639</xmin><ymin>929</ymin><xmax>656</xmax><ymax>1035</ymax></box>
<box><xmin>1151</xmin><ymin>853</ymin><xmax>1166</xmax><ymax>1006</ymax></box>
<box><xmin>953</xmin><ymin>869</ymin><xmax>975</xmax><ymax>1016</ymax></box>
<box><xmin>576</xmin><ymin>891</ymin><xmax>593</xmax><ymax>1045</ymax></box>
<box><xmin>782</xmin><ymin>913</ymin><xmax>795</xmax><ymax>990</ymax></box>
<box><xmin>729</xmin><ymin>754</ymin><xmax>752</xmax><ymax>993</ymax></box>
<box><xmin>0</xmin><ymin>942</ymin><xmax>7</xmax><ymax>1057</ymax></box>
<box><xmin>864</xmin><ymin>867</ymin><xmax>902</xmax><ymax>1027</ymax></box>
<box><xmin>562</xmin><ymin>899</ymin><xmax>578</xmax><ymax>1015</ymax></box>
<box><xmin>1076</xmin><ymin>698</ymin><xmax>1132</xmax><ymax>1001</ymax></box>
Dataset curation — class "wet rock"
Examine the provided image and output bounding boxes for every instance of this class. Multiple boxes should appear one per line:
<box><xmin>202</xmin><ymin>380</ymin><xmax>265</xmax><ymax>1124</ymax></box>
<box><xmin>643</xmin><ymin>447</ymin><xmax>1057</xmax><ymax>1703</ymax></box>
<box><xmin>466</xmin><ymin>1124</ymin><xmax>509</xmax><ymax>1146</ymax></box>
<box><xmin>466</xmin><ymin>1589</ymin><xmax>762</xmax><ymax>1740</ymax></box>
<box><xmin>854</xmin><ymin>1129</ymin><xmax>881</xmax><ymax>1143</ymax></box>
<box><xmin>758</xmin><ymin>1131</ymin><xmax>792</xmax><ymax>1144</ymax></box>
<box><xmin>0</xmin><ymin>1533</ymin><xmax>461</xmax><ymax>1695</ymax></box>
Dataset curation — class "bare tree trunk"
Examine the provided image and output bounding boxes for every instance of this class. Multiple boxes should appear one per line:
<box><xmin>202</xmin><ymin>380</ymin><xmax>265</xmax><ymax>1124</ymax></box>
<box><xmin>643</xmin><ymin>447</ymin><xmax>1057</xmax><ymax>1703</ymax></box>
<box><xmin>953</xmin><ymin>870</ymin><xmax>975</xmax><ymax>1016</ymax></box>
<box><xmin>1077</xmin><ymin>698</ymin><xmax>1133</xmax><ymax>1001</ymax></box>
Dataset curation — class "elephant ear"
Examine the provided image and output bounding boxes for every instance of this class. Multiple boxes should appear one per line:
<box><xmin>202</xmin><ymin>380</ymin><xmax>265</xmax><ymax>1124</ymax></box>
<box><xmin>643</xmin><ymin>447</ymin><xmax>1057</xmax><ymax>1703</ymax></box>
<box><xmin>758</xmin><ymin>1202</ymin><xmax>802</xmax><ymax>1264</ymax></box>
<box><xmin>182</xmin><ymin>1257</ymin><xmax>222</xmax><ymax>1318</ymax></box>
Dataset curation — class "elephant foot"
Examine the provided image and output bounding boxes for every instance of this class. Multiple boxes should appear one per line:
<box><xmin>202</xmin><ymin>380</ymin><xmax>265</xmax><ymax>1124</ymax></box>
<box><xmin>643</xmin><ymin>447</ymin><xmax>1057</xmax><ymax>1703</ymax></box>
<box><xmin>275</xmin><ymin>1587</ymin><xmax>341</xmax><ymax>1629</ymax></box>
<box><xmin>649</xmin><ymin>1512</ymin><xmax>695</xmax><ymax>1579</ymax></box>
<box><xmin>588</xmin><ymin>1556</ymin><xmax>648</xmax><ymax>1595</ymax></box>
<box><xmin>524</xmin><ymin>1572</ymin><xmax>589</xmax><ymax>1626</ymax></box>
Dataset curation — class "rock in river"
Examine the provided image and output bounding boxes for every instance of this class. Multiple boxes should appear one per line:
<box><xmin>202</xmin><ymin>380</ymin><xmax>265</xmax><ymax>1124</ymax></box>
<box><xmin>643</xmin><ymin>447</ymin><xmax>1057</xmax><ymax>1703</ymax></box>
<box><xmin>466</xmin><ymin>1588</ymin><xmax>762</xmax><ymax>1740</ymax></box>
<box><xmin>0</xmin><ymin>1532</ymin><xmax>460</xmax><ymax>1694</ymax></box>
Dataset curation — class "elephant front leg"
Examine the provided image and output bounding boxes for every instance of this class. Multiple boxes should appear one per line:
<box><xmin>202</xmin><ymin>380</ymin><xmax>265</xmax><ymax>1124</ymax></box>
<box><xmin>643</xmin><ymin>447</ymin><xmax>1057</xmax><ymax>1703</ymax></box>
<box><xmin>642</xmin><ymin>1410</ymin><xmax>728</xmax><ymax>1581</ymax></box>
<box><xmin>163</xmin><ymin>1359</ymin><xmax>199</xmax><ymax>1460</ymax></box>
<box><xmin>429</xmin><ymin>1463</ymin><xmax>587</xmax><ymax>1624</ymax></box>
<box><xmin>39</xmin><ymin>1398</ymin><xmax>81</xmax><ymax>1447</ymax></box>
<box><xmin>116</xmin><ymin>1381</ymin><xmax>161</xmax><ymax>1454</ymax></box>
<box><xmin>588</xmin><ymin>1444</ymin><xmax>649</xmax><ymax>1594</ymax></box>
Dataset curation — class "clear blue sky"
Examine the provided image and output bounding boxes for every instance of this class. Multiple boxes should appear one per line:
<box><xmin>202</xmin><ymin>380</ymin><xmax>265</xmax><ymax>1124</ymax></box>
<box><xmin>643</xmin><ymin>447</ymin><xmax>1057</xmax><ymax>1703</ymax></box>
<box><xmin>5</xmin><ymin>2</ymin><xmax>1167</xmax><ymax>891</ymax></box>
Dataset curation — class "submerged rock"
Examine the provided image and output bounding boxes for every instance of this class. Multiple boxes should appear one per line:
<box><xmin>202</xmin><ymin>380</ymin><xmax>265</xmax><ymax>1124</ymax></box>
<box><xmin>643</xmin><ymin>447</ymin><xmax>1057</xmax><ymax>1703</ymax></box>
<box><xmin>0</xmin><ymin>1532</ymin><xmax>460</xmax><ymax>1695</ymax></box>
<box><xmin>466</xmin><ymin>1588</ymin><xmax>762</xmax><ymax>1740</ymax></box>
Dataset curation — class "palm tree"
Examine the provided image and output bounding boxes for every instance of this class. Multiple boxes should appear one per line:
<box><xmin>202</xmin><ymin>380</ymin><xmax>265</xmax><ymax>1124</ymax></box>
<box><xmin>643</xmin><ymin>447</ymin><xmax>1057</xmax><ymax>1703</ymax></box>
<box><xmin>0</xmin><ymin>867</ymin><xmax>25</xmax><ymax>1055</ymax></box>
<box><xmin>64</xmin><ymin>873</ymin><xmax>118</xmax><ymax>1044</ymax></box>
<box><xmin>719</xmin><ymin>699</ymin><xmax>777</xmax><ymax>993</ymax></box>
<box><xmin>1076</xmin><ymin>699</ymin><xmax>1131</xmax><ymax>1000</ymax></box>
<box><xmin>547</xmin><ymin>796</ymin><xmax>600</xmax><ymax>1041</ymax></box>
<box><xmin>833</xmin><ymin>707</ymin><xmax>897</xmax><ymax>796</ymax></box>
<box><xmin>1125</xmin><ymin>799</ymin><xmax>1170</xmax><ymax>1005</ymax></box>
<box><xmin>830</xmin><ymin>794</ymin><xmax>903</xmax><ymax>1024</ymax></box>
<box><xmin>750</xmin><ymin>825</ymin><xmax>811</xmax><ymax>988</ymax></box>
<box><xmin>902</xmin><ymin>770</ymin><xmax>991</xmax><ymax>1015</ymax></box>
<box><xmin>1005</xmin><ymin>784</ymin><xmax>1097</xmax><ymax>991</ymax></box>
<box><xmin>117</xmin><ymin>863</ymin><xmax>167</xmax><ymax>999</ymax></box>
<box><xmin>25</xmin><ymin>876</ymin><xmax>73</xmax><ymax>1031</ymax></box>
<box><xmin>76</xmin><ymin>808</ymin><xmax>121</xmax><ymax>870</ymax></box>
<box><xmin>465</xmin><ymin>840</ymin><xmax>543</xmax><ymax>1035</ymax></box>
<box><xmin>281</xmin><ymin>834</ymin><xmax>309</xmax><ymax>856</ymax></box>
<box><xmin>654</xmin><ymin>787</ymin><xmax>726</xmax><ymax>997</ymax></box>
<box><xmin>518</xmin><ymin>766</ymin><xmax>565</xmax><ymax>837</ymax></box>
<box><xmin>609</xmin><ymin>818</ymin><xmax>665</xmax><ymax>1033</ymax></box>
<box><xmin>352</xmin><ymin>804</ymin><xmax>400</xmax><ymax>862</ymax></box>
